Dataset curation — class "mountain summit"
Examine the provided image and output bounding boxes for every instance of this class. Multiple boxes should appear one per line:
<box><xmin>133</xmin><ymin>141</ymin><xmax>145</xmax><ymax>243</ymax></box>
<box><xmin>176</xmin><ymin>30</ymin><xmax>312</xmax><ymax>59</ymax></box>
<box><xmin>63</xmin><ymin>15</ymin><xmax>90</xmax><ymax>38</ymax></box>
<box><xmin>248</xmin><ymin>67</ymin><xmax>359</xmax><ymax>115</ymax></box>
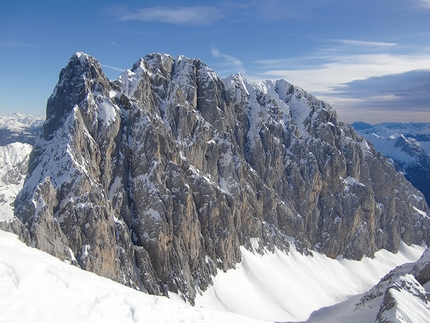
<box><xmin>10</xmin><ymin>52</ymin><xmax>430</xmax><ymax>303</ymax></box>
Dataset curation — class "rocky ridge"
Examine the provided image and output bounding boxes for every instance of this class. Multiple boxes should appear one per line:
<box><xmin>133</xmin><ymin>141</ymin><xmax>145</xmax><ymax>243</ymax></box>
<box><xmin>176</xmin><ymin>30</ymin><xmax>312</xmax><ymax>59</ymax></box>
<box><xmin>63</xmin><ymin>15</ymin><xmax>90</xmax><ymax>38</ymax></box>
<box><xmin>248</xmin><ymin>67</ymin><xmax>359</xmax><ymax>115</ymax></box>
<box><xmin>355</xmin><ymin>248</ymin><xmax>430</xmax><ymax>322</ymax></box>
<box><xmin>9</xmin><ymin>52</ymin><xmax>430</xmax><ymax>303</ymax></box>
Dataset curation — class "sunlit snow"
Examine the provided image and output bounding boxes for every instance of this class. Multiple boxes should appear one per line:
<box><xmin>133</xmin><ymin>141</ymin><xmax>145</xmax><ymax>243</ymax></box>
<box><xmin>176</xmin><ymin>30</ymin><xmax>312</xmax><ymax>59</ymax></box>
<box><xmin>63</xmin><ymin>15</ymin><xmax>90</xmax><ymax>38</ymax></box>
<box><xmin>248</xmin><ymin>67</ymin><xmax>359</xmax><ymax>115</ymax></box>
<box><xmin>0</xmin><ymin>228</ymin><xmax>426</xmax><ymax>323</ymax></box>
<box><xmin>0</xmin><ymin>230</ymin><xmax>264</xmax><ymax>323</ymax></box>
<box><xmin>195</xmin><ymin>240</ymin><xmax>425</xmax><ymax>322</ymax></box>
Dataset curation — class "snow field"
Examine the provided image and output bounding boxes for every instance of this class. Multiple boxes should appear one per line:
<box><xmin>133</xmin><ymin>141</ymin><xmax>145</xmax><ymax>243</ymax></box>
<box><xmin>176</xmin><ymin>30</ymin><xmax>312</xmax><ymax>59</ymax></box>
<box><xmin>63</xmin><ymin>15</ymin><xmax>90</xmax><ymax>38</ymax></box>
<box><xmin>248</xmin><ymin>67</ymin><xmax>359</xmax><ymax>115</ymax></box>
<box><xmin>0</xmin><ymin>226</ymin><xmax>426</xmax><ymax>323</ymax></box>
<box><xmin>195</xmin><ymin>240</ymin><xmax>426</xmax><ymax>322</ymax></box>
<box><xmin>0</xmin><ymin>230</ymin><xmax>266</xmax><ymax>323</ymax></box>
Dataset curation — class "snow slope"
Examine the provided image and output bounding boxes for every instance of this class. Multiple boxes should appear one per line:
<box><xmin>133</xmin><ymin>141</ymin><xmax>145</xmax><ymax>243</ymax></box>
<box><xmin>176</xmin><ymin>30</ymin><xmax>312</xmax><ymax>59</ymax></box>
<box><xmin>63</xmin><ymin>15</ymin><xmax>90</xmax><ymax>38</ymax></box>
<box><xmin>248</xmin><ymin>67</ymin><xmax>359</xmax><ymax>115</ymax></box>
<box><xmin>0</xmin><ymin>114</ymin><xmax>44</xmax><ymax>220</ymax></box>
<box><xmin>0</xmin><ymin>229</ymin><xmax>425</xmax><ymax>323</ymax></box>
<box><xmin>195</xmin><ymin>239</ymin><xmax>425</xmax><ymax>322</ymax></box>
<box><xmin>0</xmin><ymin>230</ymin><xmax>265</xmax><ymax>323</ymax></box>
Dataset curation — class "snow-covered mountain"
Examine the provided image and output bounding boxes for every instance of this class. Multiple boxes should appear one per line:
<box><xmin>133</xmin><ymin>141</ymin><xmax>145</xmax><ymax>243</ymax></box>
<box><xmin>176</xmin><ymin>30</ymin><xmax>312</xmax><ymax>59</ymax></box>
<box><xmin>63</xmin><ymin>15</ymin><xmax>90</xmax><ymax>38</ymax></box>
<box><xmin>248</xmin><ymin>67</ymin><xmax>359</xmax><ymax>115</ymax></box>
<box><xmin>1</xmin><ymin>53</ymin><xmax>430</xmax><ymax>322</ymax></box>
<box><xmin>352</xmin><ymin>122</ymin><xmax>430</xmax><ymax>205</ymax></box>
<box><xmin>0</xmin><ymin>142</ymin><xmax>33</xmax><ymax>221</ymax></box>
<box><xmin>0</xmin><ymin>113</ymin><xmax>44</xmax><ymax>145</ymax></box>
<box><xmin>0</xmin><ymin>114</ymin><xmax>43</xmax><ymax>221</ymax></box>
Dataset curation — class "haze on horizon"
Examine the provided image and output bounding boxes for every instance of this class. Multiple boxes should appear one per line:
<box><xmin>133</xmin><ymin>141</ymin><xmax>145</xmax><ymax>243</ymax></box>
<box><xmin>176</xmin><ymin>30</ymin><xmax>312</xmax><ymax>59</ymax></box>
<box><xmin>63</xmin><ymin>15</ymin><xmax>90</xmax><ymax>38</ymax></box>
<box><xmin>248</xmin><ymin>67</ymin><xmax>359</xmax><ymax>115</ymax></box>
<box><xmin>1</xmin><ymin>0</ymin><xmax>429</xmax><ymax>124</ymax></box>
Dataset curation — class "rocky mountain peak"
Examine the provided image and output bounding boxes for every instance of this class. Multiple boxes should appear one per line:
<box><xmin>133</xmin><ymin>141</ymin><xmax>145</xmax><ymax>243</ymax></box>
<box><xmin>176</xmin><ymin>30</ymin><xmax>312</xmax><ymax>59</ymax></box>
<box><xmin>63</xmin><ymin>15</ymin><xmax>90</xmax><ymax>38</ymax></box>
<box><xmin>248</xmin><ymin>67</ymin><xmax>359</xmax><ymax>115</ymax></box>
<box><xmin>9</xmin><ymin>52</ymin><xmax>430</xmax><ymax>304</ymax></box>
<box><xmin>43</xmin><ymin>52</ymin><xmax>112</xmax><ymax>139</ymax></box>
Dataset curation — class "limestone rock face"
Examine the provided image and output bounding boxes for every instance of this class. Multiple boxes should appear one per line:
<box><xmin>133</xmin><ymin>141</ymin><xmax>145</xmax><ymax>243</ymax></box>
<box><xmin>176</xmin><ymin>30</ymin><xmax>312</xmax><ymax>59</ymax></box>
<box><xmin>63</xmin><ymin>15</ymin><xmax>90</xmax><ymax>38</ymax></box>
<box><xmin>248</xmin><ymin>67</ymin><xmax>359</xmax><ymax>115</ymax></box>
<box><xmin>13</xmin><ymin>52</ymin><xmax>430</xmax><ymax>302</ymax></box>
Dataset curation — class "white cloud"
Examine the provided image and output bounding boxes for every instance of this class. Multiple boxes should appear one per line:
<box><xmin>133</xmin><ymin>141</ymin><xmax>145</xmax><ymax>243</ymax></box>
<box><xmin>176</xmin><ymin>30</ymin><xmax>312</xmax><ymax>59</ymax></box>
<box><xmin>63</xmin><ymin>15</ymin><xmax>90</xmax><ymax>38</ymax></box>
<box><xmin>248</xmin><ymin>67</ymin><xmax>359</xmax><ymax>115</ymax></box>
<box><xmin>332</xmin><ymin>39</ymin><xmax>398</xmax><ymax>47</ymax></box>
<box><xmin>118</xmin><ymin>6</ymin><xmax>224</xmax><ymax>26</ymax></box>
<box><xmin>211</xmin><ymin>47</ymin><xmax>245</xmax><ymax>74</ymax></box>
<box><xmin>258</xmin><ymin>53</ymin><xmax>430</xmax><ymax>94</ymax></box>
<box><xmin>101</xmin><ymin>64</ymin><xmax>125</xmax><ymax>73</ymax></box>
<box><xmin>417</xmin><ymin>0</ymin><xmax>430</xmax><ymax>8</ymax></box>
<box><xmin>254</xmin><ymin>50</ymin><xmax>430</xmax><ymax>123</ymax></box>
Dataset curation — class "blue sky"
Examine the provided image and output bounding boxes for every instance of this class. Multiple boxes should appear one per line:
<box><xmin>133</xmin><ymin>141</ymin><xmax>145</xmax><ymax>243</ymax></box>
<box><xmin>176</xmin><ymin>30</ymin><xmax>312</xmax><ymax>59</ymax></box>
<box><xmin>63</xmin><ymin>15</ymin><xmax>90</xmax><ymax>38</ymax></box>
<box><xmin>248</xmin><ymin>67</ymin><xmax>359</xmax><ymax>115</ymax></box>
<box><xmin>1</xmin><ymin>0</ymin><xmax>429</xmax><ymax>124</ymax></box>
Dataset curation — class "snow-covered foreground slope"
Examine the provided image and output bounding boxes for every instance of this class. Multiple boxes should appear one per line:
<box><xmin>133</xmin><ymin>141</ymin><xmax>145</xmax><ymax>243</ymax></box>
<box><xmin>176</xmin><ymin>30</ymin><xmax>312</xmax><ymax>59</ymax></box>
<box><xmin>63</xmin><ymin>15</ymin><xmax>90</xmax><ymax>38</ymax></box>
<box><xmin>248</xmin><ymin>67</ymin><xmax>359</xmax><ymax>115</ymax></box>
<box><xmin>195</xmin><ymin>240</ymin><xmax>425</xmax><ymax>322</ymax></box>
<box><xmin>0</xmin><ymin>230</ymin><xmax>264</xmax><ymax>323</ymax></box>
<box><xmin>0</xmin><ymin>231</ymin><xmax>426</xmax><ymax>323</ymax></box>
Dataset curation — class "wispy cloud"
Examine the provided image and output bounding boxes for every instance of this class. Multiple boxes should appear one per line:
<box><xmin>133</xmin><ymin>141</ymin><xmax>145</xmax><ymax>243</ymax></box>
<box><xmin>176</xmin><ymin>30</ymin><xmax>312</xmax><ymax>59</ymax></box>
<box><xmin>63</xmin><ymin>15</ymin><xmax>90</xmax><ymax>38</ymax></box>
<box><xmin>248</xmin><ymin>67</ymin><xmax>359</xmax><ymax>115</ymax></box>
<box><xmin>260</xmin><ymin>53</ymin><xmax>430</xmax><ymax>93</ymax></box>
<box><xmin>332</xmin><ymin>39</ymin><xmax>398</xmax><ymax>47</ymax></box>
<box><xmin>101</xmin><ymin>64</ymin><xmax>125</xmax><ymax>73</ymax></box>
<box><xmin>331</xmin><ymin>69</ymin><xmax>430</xmax><ymax>120</ymax></box>
<box><xmin>211</xmin><ymin>46</ymin><xmax>245</xmax><ymax>75</ymax></box>
<box><xmin>118</xmin><ymin>6</ymin><xmax>224</xmax><ymax>26</ymax></box>
<box><xmin>253</xmin><ymin>46</ymin><xmax>430</xmax><ymax>123</ymax></box>
<box><xmin>417</xmin><ymin>0</ymin><xmax>430</xmax><ymax>8</ymax></box>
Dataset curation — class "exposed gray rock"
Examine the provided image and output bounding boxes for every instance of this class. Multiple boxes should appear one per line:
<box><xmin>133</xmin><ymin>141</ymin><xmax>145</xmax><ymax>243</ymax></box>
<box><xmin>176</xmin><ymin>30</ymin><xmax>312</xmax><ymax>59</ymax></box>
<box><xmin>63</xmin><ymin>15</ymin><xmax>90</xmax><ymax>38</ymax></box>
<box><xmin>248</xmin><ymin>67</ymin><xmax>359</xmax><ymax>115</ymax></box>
<box><xmin>410</xmin><ymin>248</ymin><xmax>430</xmax><ymax>286</ymax></box>
<box><xmin>356</xmin><ymin>247</ymin><xmax>430</xmax><ymax>322</ymax></box>
<box><xmin>12</xmin><ymin>52</ymin><xmax>430</xmax><ymax>303</ymax></box>
<box><xmin>0</xmin><ymin>217</ymin><xmax>30</xmax><ymax>245</ymax></box>
<box><xmin>376</xmin><ymin>274</ymin><xmax>430</xmax><ymax>323</ymax></box>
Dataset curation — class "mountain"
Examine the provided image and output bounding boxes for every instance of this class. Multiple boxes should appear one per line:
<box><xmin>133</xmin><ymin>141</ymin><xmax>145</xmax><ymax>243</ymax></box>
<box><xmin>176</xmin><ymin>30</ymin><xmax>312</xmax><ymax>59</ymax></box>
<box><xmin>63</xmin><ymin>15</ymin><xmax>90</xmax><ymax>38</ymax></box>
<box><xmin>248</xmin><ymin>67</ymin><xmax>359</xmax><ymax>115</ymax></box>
<box><xmin>0</xmin><ymin>142</ymin><xmax>33</xmax><ymax>221</ymax></box>
<box><xmin>0</xmin><ymin>114</ymin><xmax>44</xmax><ymax>223</ymax></box>
<box><xmin>0</xmin><ymin>113</ymin><xmax>44</xmax><ymax>146</ymax></box>
<box><xmin>352</xmin><ymin>122</ymin><xmax>430</xmax><ymax>205</ymax></box>
<box><xmin>3</xmin><ymin>52</ymin><xmax>430</xmax><ymax>320</ymax></box>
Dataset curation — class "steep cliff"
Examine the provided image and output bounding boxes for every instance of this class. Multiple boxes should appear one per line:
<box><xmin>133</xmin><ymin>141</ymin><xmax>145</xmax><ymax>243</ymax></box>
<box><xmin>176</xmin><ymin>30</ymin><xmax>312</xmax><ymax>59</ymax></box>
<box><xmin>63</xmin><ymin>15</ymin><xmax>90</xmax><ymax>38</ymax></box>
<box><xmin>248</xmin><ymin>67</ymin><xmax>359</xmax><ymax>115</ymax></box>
<box><xmin>13</xmin><ymin>52</ymin><xmax>430</xmax><ymax>303</ymax></box>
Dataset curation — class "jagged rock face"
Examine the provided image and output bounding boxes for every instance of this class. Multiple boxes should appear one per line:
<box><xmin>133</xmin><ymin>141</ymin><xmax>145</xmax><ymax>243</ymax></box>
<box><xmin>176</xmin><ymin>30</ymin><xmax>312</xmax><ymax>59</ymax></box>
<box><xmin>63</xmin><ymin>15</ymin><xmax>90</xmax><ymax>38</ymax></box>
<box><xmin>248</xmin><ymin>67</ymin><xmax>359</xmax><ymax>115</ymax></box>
<box><xmin>358</xmin><ymin>248</ymin><xmax>430</xmax><ymax>322</ymax></box>
<box><xmin>14</xmin><ymin>52</ymin><xmax>430</xmax><ymax>302</ymax></box>
<box><xmin>376</xmin><ymin>274</ymin><xmax>430</xmax><ymax>323</ymax></box>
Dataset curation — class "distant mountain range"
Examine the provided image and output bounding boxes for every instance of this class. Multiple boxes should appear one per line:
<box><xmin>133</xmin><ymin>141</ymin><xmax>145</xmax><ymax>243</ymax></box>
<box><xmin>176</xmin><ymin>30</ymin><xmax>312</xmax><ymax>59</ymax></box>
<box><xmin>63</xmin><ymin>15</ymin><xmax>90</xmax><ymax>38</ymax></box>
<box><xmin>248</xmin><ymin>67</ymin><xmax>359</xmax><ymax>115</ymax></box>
<box><xmin>352</xmin><ymin>122</ymin><xmax>430</xmax><ymax>205</ymax></box>
<box><xmin>0</xmin><ymin>113</ymin><xmax>44</xmax><ymax>146</ymax></box>
<box><xmin>0</xmin><ymin>114</ymin><xmax>43</xmax><ymax>221</ymax></box>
